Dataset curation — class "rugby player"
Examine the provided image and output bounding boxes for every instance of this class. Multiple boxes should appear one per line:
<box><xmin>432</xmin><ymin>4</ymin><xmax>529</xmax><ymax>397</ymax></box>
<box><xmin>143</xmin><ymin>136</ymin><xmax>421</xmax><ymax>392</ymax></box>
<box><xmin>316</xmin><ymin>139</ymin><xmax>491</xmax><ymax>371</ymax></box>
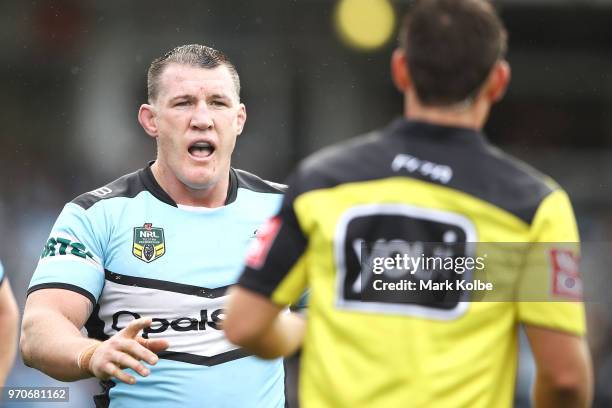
<box><xmin>225</xmin><ymin>1</ymin><xmax>593</xmax><ymax>407</ymax></box>
<box><xmin>20</xmin><ymin>44</ymin><xmax>287</xmax><ymax>407</ymax></box>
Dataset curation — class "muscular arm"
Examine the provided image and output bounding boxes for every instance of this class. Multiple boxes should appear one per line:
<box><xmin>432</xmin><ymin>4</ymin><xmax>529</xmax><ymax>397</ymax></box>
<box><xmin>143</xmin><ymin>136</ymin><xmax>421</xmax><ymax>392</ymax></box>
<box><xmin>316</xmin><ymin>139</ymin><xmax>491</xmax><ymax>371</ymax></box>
<box><xmin>525</xmin><ymin>325</ymin><xmax>593</xmax><ymax>408</ymax></box>
<box><xmin>21</xmin><ymin>289</ymin><xmax>98</xmax><ymax>381</ymax></box>
<box><xmin>224</xmin><ymin>286</ymin><xmax>306</xmax><ymax>359</ymax></box>
<box><xmin>21</xmin><ymin>289</ymin><xmax>169</xmax><ymax>383</ymax></box>
<box><xmin>0</xmin><ymin>279</ymin><xmax>19</xmax><ymax>386</ymax></box>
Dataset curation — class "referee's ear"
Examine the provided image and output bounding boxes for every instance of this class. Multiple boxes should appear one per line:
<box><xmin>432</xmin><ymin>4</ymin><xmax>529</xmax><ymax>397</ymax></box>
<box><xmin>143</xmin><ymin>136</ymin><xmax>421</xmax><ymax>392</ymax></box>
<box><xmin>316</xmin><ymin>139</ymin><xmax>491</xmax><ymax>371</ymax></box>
<box><xmin>391</xmin><ymin>48</ymin><xmax>411</xmax><ymax>93</ymax></box>
<box><xmin>138</xmin><ymin>103</ymin><xmax>158</xmax><ymax>139</ymax></box>
<box><xmin>484</xmin><ymin>60</ymin><xmax>511</xmax><ymax>104</ymax></box>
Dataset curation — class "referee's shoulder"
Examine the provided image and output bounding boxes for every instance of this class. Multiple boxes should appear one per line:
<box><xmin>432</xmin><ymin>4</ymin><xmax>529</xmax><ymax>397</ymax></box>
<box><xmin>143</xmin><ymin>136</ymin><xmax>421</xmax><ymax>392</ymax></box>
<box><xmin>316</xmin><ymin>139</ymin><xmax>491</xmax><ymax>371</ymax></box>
<box><xmin>482</xmin><ymin>145</ymin><xmax>564</xmax><ymax>223</ymax></box>
<box><xmin>296</xmin><ymin>130</ymin><xmax>384</xmax><ymax>186</ymax></box>
<box><xmin>487</xmin><ymin>145</ymin><xmax>559</xmax><ymax>190</ymax></box>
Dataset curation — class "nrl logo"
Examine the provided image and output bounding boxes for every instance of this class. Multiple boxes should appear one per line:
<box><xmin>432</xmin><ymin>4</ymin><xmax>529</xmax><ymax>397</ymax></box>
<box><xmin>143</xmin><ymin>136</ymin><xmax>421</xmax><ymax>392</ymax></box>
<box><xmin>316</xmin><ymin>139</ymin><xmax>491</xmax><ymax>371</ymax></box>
<box><xmin>133</xmin><ymin>223</ymin><xmax>165</xmax><ymax>263</ymax></box>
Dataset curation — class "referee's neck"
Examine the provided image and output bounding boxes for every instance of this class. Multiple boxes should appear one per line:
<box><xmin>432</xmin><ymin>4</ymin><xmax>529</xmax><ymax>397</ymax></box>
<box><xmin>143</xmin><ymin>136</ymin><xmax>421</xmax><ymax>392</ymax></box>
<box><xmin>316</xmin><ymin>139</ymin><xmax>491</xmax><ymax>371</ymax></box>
<box><xmin>405</xmin><ymin>101</ymin><xmax>489</xmax><ymax>132</ymax></box>
<box><xmin>404</xmin><ymin>87</ymin><xmax>491</xmax><ymax>131</ymax></box>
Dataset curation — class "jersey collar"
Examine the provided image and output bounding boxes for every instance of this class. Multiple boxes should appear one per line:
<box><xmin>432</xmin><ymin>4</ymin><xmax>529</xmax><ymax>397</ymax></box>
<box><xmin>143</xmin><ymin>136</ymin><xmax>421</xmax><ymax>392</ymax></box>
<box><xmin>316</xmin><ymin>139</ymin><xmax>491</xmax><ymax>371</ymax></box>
<box><xmin>388</xmin><ymin>118</ymin><xmax>489</xmax><ymax>149</ymax></box>
<box><xmin>139</xmin><ymin>162</ymin><xmax>239</xmax><ymax>207</ymax></box>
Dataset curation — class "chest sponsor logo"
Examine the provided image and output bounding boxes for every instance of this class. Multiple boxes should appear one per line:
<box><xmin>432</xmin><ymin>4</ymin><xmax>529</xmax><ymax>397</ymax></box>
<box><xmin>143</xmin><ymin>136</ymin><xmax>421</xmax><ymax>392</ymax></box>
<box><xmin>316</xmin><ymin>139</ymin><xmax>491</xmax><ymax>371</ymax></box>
<box><xmin>335</xmin><ymin>204</ymin><xmax>476</xmax><ymax>319</ymax></box>
<box><xmin>133</xmin><ymin>223</ymin><xmax>166</xmax><ymax>263</ymax></box>
<box><xmin>112</xmin><ymin>309</ymin><xmax>224</xmax><ymax>338</ymax></box>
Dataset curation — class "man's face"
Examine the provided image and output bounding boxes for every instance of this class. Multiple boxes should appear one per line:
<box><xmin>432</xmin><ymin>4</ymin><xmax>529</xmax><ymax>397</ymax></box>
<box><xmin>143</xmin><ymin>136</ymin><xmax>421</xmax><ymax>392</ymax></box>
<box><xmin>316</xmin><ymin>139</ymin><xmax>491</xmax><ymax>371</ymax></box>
<box><xmin>150</xmin><ymin>63</ymin><xmax>245</xmax><ymax>191</ymax></box>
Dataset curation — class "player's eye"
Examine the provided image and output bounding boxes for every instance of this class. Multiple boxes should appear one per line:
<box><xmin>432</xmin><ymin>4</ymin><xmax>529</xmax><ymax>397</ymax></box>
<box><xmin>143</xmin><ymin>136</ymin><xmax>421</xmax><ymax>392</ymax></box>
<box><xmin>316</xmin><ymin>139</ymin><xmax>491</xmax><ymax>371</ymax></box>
<box><xmin>174</xmin><ymin>101</ymin><xmax>190</xmax><ymax>107</ymax></box>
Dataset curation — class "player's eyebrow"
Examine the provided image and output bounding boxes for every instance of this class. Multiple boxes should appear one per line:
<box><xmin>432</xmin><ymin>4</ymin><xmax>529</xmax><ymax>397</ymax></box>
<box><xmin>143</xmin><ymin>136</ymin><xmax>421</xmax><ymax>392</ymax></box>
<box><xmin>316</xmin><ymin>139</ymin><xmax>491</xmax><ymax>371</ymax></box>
<box><xmin>168</xmin><ymin>94</ymin><xmax>195</xmax><ymax>102</ymax></box>
<box><xmin>208</xmin><ymin>92</ymin><xmax>232</xmax><ymax>100</ymax></box>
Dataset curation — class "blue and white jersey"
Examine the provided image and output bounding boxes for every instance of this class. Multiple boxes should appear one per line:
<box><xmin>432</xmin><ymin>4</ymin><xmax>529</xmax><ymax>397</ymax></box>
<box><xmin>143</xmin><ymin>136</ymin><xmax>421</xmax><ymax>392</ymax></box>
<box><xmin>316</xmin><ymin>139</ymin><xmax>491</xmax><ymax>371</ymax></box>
<box><xmin>0</xmin><ymin>260</ymin><xmax>4</xmax><ymax>283</ymax></box>
<box><xmin>28</xmin><ymin>164</ymin><xmax>286</xmax><ymax>408</ymax></box>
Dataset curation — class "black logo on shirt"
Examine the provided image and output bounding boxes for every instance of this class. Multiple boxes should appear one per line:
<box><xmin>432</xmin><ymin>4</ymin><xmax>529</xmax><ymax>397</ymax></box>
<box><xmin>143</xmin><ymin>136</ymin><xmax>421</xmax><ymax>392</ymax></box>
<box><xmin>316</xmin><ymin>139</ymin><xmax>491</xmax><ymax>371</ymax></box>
<box><xmin>112</xmin><ymin>309</ymin><xmax>224</xmax><ymax>338</ymax></box>
<box><xmin>335</xmin><ymin>204</ymin><xmax>475</xmax><ymax>319</ymax></box>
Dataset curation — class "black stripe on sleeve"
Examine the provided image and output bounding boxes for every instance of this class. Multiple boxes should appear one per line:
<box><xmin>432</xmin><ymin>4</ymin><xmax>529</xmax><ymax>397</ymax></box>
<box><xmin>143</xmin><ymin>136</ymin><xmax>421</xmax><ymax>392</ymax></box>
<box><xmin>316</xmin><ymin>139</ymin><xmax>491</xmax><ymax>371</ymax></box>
<box><xmin>27</xmin><ymin>283</ymin><xmax>96</xmax><ymax>305</ymax></box>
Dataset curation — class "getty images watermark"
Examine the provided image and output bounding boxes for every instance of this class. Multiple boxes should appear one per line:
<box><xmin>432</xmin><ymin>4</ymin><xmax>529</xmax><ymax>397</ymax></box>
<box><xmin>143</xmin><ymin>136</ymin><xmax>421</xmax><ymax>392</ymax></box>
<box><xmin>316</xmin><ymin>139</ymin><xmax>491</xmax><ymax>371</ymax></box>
<box><xmin>370</xmin><ymin>252</ymin><xmax>491</xmax><ymax>292</ymax></box>
<box><xmin>355</xmin><ymin>242</ymin><xmax>589</xmax><ymax>303</ymax></box>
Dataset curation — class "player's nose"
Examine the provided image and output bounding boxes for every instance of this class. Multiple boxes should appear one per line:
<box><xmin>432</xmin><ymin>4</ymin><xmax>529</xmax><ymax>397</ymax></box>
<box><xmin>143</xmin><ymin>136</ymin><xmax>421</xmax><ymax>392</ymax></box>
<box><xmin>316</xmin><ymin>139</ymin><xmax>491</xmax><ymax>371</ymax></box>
<box><xmin>190</xmin><ymin>101</ymin><xmax>213</xmax><ymax>130</ymax></box>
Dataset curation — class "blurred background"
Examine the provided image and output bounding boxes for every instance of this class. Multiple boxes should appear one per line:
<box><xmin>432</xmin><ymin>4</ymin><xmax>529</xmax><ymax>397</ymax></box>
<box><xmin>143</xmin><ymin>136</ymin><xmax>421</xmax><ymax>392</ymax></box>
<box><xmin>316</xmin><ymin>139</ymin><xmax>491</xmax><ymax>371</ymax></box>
<box><xmin>1</xmin><ymin>0</ymin><xmax>611</xmax><ymax>406</ymax></box>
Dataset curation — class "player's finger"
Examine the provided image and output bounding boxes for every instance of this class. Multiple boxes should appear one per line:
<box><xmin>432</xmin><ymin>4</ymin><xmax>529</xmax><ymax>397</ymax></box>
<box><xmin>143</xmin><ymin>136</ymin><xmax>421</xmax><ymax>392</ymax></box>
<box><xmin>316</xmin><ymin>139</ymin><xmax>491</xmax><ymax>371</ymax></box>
<box><xmin>104</xmin><ymin>361</ymin><xmax>136</xmax><ymax>385</ymax></box>
<box><xmin>120</xmin><ymin>317</ymin><xmax>153</xmax><ymax>338</ymax></box>
<box><xmin>116</xmin><ymin>338</ymin><xmax>159</xmax><ymax>365</ymax></box>
<box><xmin>113</xmin><ymin>350</ymin><xmax>150</xmax><ymax>377</ymax></box>
<box><xmin>136</xmin><ymin>336</ymin><xmax>170</xmax><ymax>353</ymax></box>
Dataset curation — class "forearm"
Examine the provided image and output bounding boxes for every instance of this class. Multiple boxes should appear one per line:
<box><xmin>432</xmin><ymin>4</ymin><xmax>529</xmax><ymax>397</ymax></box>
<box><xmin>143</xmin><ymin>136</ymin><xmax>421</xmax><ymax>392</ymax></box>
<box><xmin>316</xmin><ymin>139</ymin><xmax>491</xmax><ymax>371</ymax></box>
<box><xmin>532</xmin><ymin>372</ymin><xmax>592</xmax><ymax>408</ymax></box>
<box><xmin>20</xmin><ymin>309</ymin><xmax>99</xmax><ymax>381</ymax></box>
<box><xmin>528</xmin><ymin>327</ymin><xmax>593</xmax><ymax>408</ymax></box>
<box><xmin>0</xmin><ymin>311</ymin><xmax>18</xmax><ymax>386</ymax></box>
<box><xmin>241</xmin><ymin>312</ymin><xmax>306</xmax><ymax>359</ymax></box>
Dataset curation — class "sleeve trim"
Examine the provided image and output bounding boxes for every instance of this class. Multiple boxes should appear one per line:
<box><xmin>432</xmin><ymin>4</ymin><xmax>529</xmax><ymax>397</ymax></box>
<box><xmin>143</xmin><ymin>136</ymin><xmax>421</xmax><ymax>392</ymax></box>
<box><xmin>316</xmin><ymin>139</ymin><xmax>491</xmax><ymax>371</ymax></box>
<box><xmin>27</xmin><ymin>283</ymin><xmax>96</xmax><ymax>305</ymax></box>
<box><xmin>237</xmin><ymin>274</ymin><xmax>274</xmax><ymax>299</ymax></box>
<box><xmin>520</xmin><ymin>320</ymin><xmax>585</xmax><ymax>337</ymax></box>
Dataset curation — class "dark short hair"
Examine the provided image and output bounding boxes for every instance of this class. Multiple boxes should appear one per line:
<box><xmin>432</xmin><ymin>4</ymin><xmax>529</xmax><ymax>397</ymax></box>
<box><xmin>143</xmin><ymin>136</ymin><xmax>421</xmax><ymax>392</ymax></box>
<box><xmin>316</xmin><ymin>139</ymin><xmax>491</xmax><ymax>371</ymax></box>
<box><xmin>400</xmin><ymin>0</ymin><xmax>507</xmax><ymax>107</ymax></box>
<box><xmin>147</xmin><ymin>44</ymin><xmax>241</xmax><ymax>103</ymax></box>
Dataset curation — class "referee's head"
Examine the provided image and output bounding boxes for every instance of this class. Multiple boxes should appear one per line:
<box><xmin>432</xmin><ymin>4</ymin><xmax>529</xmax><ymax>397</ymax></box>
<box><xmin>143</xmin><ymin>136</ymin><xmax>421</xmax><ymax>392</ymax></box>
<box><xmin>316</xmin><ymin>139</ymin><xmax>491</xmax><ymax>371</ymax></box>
<box><xmin>392</xmin><ymin>0</ymin><xmax>509</xmax><ymax>112</ymax></box>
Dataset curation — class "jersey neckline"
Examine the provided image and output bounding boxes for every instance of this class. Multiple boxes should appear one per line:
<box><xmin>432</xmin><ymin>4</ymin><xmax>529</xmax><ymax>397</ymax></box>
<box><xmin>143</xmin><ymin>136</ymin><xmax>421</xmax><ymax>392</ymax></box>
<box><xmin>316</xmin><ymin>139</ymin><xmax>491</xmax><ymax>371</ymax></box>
<box><xmin>139</xmin><ymin>161</ymin><xmax>239</xmax><ymax>208</ymax></box>
<box><xmin>387</xmin><ymin>118</ymin><xmax>489</xmax><ymax>149</ymax></box>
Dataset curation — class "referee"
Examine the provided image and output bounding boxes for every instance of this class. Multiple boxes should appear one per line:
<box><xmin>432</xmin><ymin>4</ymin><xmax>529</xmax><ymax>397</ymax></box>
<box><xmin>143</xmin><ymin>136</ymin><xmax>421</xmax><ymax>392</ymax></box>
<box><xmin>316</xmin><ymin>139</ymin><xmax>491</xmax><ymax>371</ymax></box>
<box><xmin>225</xmin><ymin>0</ymin><xmax>593</xmax><ymax>407</ymax></box>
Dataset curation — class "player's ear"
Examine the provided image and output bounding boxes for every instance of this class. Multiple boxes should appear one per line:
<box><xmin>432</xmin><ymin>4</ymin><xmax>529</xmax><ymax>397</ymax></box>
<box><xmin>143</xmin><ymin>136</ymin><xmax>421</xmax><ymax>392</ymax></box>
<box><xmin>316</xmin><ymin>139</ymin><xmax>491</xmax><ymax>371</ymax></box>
<box><xmin>485</xmin><ymin>60</ymin><xmax>511</xmax><ymax>103</ymax></box>
<box><xmin>391</xmin><ymin>48</ymin><xmax>411</xmax><ymax>93</ymax></box>
<box><xmin>236</xmin><ymin>103</ymin><xmax>247</xmax><ymax>136</ymax></box>
<box><xmin>138</xmin><ymin>104</ymin><xmax>158</xmax><ymax>138</ymax></box>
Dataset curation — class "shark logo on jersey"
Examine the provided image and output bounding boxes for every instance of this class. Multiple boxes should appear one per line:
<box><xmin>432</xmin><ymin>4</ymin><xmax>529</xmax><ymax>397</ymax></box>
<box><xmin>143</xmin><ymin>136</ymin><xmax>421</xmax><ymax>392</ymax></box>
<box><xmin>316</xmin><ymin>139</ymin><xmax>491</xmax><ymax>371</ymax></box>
<box><xmin>133</xmin><ymin>223</ymin><xmax>166</xmax><ymax>263</ymax></box>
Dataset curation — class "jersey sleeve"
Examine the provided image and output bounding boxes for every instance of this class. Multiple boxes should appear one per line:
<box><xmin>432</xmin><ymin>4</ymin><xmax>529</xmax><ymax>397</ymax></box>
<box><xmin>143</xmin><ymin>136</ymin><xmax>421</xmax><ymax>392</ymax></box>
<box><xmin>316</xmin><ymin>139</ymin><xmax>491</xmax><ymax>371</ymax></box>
<box><xmin>27</xmin><ymin>202</ymin><xmax>106</xmax><ymax>304</ymax></box>
<box><xmin>516</xmin><ymin>189</ymin><xmax>586</xmax><ymax>335</ymax></box>
<box><xmin>0</xmin><ymin>260</ymin><xmax>4</xmax><ymax>284</ymax></box>
<box><xmin>238</xmin><ymin>173</ymin><xmax>309</xmax><ymax>307</ymax></box>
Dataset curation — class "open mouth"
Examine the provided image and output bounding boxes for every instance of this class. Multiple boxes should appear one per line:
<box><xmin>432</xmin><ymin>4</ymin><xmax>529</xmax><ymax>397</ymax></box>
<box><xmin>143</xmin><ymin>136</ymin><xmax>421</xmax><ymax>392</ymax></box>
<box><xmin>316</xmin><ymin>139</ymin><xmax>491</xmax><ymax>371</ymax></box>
<box><xmin>188</xmin><ymin>141</ymin><xmax>215</xmax><ymax>159</ymax></box>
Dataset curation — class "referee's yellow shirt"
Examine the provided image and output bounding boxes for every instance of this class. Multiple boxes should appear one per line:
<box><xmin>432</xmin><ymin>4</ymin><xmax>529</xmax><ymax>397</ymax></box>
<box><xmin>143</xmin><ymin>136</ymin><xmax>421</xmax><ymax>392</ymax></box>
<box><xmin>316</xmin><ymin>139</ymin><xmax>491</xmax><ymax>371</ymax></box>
<box><xmin>239</xmin><ymin>119</ymin><xmax>585</xmax><ymax>408</ymax></box>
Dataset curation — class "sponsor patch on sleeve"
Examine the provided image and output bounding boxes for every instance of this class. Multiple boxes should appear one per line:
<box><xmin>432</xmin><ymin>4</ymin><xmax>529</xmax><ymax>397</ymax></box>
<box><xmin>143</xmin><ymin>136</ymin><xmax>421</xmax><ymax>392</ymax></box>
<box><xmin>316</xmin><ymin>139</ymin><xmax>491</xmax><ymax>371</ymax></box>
<box><xmin>550</xmin><ymin>248</ymin><xmax>582</xmax><ymax>300</ymax></box>
<box><xmin>245</xmin><ymin>216</ymin><xmax>282</xmax><ymax>270</ymax></box>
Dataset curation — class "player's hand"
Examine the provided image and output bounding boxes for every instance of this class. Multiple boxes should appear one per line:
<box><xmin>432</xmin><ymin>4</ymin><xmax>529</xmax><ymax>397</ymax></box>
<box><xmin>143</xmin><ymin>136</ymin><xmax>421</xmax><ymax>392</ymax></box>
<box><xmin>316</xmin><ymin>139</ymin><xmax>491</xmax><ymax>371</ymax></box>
<box><xmin>80</xmin><ymin>317</ymin><xmax>169</xmax><ymax>384</ymax></box>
